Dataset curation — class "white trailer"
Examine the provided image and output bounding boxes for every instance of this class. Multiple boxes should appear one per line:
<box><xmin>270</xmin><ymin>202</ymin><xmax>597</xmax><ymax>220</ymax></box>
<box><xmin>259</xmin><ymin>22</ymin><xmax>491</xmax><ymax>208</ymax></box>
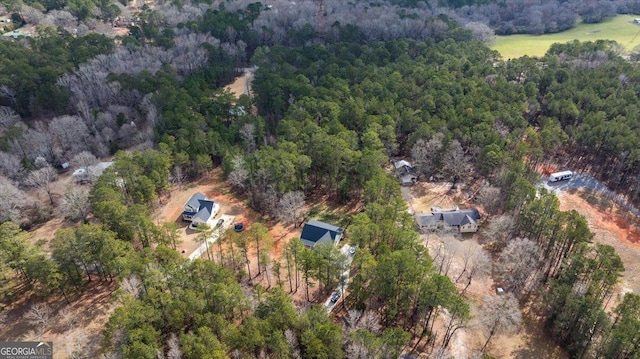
<box><xmin>549</xmin><ymin>170</ymin><xmax>573</xmax><ymax>182</ymax></box>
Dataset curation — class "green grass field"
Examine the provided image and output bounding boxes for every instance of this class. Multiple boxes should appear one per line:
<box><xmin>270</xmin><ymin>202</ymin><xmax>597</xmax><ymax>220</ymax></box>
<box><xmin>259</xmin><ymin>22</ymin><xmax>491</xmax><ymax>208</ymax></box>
<box><xmin>491</xmin><ymin>15</ymin><xmax>640</xmax><ymax>59</ymax></box>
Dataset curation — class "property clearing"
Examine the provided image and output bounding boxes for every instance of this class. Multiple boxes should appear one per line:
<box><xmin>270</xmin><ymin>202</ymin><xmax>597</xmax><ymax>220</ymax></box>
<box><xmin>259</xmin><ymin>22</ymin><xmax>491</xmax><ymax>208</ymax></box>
<box><xmin>491</xmin><ymin>15</ymin><xmax>640</xmax><ymax>59</ymax></box>
<box><xmin>407</xmin><ymin>182</ymin><xmax>567</xmax><ymax>358</ymax></box>
<box><xmin>558</xmin><ymin>189</ymin><xmax>640</xmax><ymax>294</ymax></box>
<box><xmin>154</xmin><ymin>170</ymin><xmax>253</xmax><ymax>259</ymax></box>
<box><xmin>224</xmin><ymin>68</ymin><xmax>254</xmax><ymax>98</ymax></box>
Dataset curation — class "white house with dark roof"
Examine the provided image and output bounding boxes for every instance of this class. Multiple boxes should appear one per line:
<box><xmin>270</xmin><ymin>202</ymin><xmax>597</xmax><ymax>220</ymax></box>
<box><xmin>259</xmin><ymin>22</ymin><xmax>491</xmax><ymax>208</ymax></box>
<box><xmin>415</xmin><ymin>208</ymin><xmax>481</xmax><ymax>233</ymax></box>
<box><xmin>300</xmin><ymin>220</ymin><xmax>344</xmax><ymax>249</ymax></box>
<box><xmin>182</xmin><ymin>192</ymin><xmax>219</xmax><ymax>228</ymax></box>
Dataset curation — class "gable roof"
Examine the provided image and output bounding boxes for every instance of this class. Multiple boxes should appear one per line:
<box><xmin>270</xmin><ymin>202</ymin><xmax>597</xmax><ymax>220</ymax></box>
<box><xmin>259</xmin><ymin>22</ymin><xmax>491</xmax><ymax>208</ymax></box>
<box><xmin>192</xmin><ymin>200</ymin><xmax>215</xmax><ymax>222</ymax></box>
<box><xmin>416</xmin><ymin>209</ymin><xmax>481</xmax><ymax>227</ymax></box>
<box><xmin>394</xmin><ymin>160</ymin><xmax>413</xmax><ymax>169</ymax></box>
<box><xmin>300</xmin><ymin>220</ymin><xmax>343</xmax><ymax>246</ymax></box>
<box><xmin>185</xmin><ymin>192</ymin><xmax>207</xmax><ymax>212</ymax></box>
<box><xmin>416</xmin><ymin>214</ymin><xmax>441</xmax><ymax>227</ymax></box>
<box><xmin>441</xmin><ymin>210</ymin><xmax>480</xmax><ymax>226</ymax></box>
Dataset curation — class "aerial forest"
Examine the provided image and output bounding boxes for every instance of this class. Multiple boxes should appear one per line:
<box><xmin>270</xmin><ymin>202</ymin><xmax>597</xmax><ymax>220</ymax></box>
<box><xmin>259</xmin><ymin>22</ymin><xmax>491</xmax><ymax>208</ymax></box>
<box><xmin>1</xmin><ymin>0</ymin><xmax>640</xmax><ymax>358</ymax></box>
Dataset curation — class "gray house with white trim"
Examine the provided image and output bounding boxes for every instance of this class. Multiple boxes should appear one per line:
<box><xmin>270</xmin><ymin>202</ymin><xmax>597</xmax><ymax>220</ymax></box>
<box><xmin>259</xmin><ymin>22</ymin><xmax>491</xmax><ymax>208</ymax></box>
<box><xmin>300</xmin><ymin>220</ymin><xmax>344</xmax><ymax>249</ymax></box>
<box><xmin>182</xmin><ymin>192</ymin><xmax>219</xmax><ymax>227</ymax></box>
<box><xmin>415</xmin><ymin>209</ymin><xmax>481</xmax><ymax>233</ymax></box>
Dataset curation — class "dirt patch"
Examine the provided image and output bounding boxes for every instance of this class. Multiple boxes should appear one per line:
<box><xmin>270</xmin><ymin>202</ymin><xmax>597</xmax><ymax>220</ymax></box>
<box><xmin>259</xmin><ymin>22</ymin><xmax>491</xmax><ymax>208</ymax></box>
<box><xmin>558</xmin><ymin>190</ymin><xmax>640</xmax><ymax>294</ymax></box>
<box><xmin>225</xmin><ymin>68</ymin><xmax>254</xmax><ymax>98</ymax></box>
<box><xmin>0</xmin><ymin>281</ymin><xmax>116</xmax><ymax>359</ymax></box>
<box><xmin>534</xmin><ymin>163</ymin><xmax>562</xmax><ymax>177</ymax></box>
<box><xmin>404</xmin><ymin>182</ymin><xmax>461</xmax><ymax>214</ymax></box>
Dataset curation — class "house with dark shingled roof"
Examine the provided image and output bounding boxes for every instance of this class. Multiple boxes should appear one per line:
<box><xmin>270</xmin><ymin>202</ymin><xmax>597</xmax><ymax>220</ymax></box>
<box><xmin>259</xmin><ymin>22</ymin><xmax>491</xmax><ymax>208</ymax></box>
<box><xmin>182</xmin><ymin>192</ymin><xmax>219</xmax><ymax>228</ymax></box>
<box><xmin>415</xmin><ymin>208</ymin><xmax>481</xmax><ymax>233</ymax></box>
<box><xmin>300</xmin><ymin>220</ymin><xmax>344</xmax><ymax>249</ymax></box>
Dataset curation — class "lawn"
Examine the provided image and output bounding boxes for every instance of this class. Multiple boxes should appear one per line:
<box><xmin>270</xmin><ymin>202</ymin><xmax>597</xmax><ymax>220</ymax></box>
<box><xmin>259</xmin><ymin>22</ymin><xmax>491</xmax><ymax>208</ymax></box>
<box><xmin>491</xmin><ymin>15</ymin><xmax>640</xmax><ymax>59</ymax></box>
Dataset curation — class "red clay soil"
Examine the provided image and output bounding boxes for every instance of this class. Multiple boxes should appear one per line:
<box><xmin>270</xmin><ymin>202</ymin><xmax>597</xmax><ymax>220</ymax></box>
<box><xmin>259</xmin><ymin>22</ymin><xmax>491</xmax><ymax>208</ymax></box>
<box><xmin>559</xmin><ymin>191</ymin><xmax>640</xmax><ymax>246</ymax></box>
<box><xmin>535</xmin><ymin>163</ymin><xmax>562</xmax><ymax>176</ymax></box>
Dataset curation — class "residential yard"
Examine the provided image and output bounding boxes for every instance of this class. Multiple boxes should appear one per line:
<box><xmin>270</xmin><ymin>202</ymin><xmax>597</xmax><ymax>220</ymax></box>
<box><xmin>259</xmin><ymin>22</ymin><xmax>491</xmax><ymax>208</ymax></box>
<box><xmin>153</xmin><ymin>171</ymin><xmax>359</xmax><ymax>306</ymax></box>
<box><xmin>406</xmin><ymin>174</ymin><xmax>640</xmax><ymax>358</ymax></box>
<box><xmin>406</xmin><ymin>182</ymin><xmax>567</xmax><ymax>358</ymax></box>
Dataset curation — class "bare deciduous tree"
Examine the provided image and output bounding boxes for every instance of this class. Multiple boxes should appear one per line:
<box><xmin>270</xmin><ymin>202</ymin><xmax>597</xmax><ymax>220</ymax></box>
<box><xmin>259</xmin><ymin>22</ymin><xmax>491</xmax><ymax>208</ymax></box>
<box><xmin>358</xmin><ymin>310</ymin><xmax>381</xmax><ymax>334</ymax></box>
<box><xmin>166</xmin><ymin>333</ymin><xmax>182</xmax><ymax>359</ymax></box>
<box><xmin>477</xmin><ymin>185</ymin><xmax>503</xmax><ymax>215</ymax></box>
<box><xmin>442</xmin><ymin>140</ymin><xmax>469</xmax><ymax>183</ymax></box>
<box><xmin>0</xmin><ymin>152</ymin><xmax>25</xmax><ymax>181</ymax></box>
<box><xmin>21</xmin><ymin>329</ymin><xmax>40</xmax><ymax>341</ymax></box>
<box><xmin>480</xmin><ymin>293</ymin><xmax>522</xmax><ymax>353</ymax></box>
<box><xmin>24</xmin><ymin>303</ymin><xmax>52</xmax><ymax>333</ymax></box>
<box><xmin>464</xmin><ymin>21</ymin><xmax>496</xmax><ymax>43</ymax></box>
<box><xmin>455</xmin><ymin>246</ymin><xmax>492</xmax><ymax>296</ymax></box>
<box><xmin>0</xmin><ymin>176</ymin><xmax>29</xmax><ymax>223</ymax></box>
<box><xmin>431</xmin><ymin>239</ymin><xmax>459</xmax><ymax>276</ymax></box>
<box><xmin>411</xmin><ymin>134</ymin><xmax>443</xmax><ymax>178</ymax></box>
<box><xmin>48</xmin><ymin>116</ymin><xmax>91</xmax><ymax>157</ymax></box>
<box><xmin>0</xmin><ymin>85</ymin><xmax>17</xmax><ymax>105</ymax></box>
<box><xmin>26</xmin><ymin>167</ymin><xmax>58</xmax><ymax>205</ymax></box>
<box><xmin>284</xmin><ymin>329</ymin><xmax>301</xmax><ymax>359</ymax></box>
<box><xmin>228</xmin><ymin>154</ymin><xmax>249</xmax><ymax>190</ymax></box>
<box><xmin>57</xmin><ymin>307</ymin><xmax>76</xmax><ymax>331</ymax></box>
<box><xmin>71</xmin><ymin>151</ymin><xmax>98</xmax><ymax>170</ymax></box>
<box><xmin>239</xmin><ymin>123</ymin><xmax>256</xmax><ymax>152</ymax></box>
<box><xmin>0</xmin><ymin>106</ymin><xmax>20</xmax><ymax>131</ymax></box>
<box><xmin>62</xmin><ymin>330</ymin><xmax>89</xmax><ymax>359</ymax></box>
<box><xmin>276</xmin><ymin>191</ymin><xmax>306</xmax><ymax>227</ymax></box>
<box><xmin>120</xmin><ymin>274</ymin><xmax>142</xmax><ymax>298</ymax></box>
<box><xmin>345</xmin><ymin>309</ymin><xmax>363</xmax><ymax>330</ymax></box>
<box><xmin>61</xmin><ymin>186</ymin><xmax>91</xmax><ymax>223</ymax></box>
<box><xmin>483</xmin><ymin>214</ymin><xmax>516</xmax><ymax>252</ymax></box>
<box><xmin>498</xmin><ymin>238</ymin><xmax>542</xmax><ymax>298</ymax></box>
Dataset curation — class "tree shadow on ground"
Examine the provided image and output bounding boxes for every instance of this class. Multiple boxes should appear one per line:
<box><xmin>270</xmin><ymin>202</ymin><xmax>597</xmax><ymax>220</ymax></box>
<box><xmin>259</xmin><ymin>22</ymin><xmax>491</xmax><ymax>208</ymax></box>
<box><xmin>509</xmin><ymin>305</ymin><xmax>567</xmax><ymax>359</ymax></box>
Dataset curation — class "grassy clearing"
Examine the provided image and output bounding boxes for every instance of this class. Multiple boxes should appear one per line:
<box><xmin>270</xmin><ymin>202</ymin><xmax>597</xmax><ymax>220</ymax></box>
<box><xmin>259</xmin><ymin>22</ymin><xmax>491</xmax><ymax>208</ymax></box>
<box><xmin>491</xmin><ymin>15</ymin><xmax>640</xmax><ymax>59</ymax></box>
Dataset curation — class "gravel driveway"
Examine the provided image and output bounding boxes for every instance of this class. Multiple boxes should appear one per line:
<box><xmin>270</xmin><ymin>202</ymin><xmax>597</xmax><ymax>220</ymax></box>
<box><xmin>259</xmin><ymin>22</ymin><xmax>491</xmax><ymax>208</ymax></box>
<box><xmin>542</xmin><ymin>172</ymin><xmax>640</xmax><ymax>217</ymax></box>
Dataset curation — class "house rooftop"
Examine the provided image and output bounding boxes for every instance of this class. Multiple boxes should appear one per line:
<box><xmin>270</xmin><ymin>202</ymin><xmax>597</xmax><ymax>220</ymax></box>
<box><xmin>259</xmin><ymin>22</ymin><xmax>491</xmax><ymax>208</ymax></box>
<box><xmin>301</xmin><ymin>220</ymin><xmax>343</xmax><ymax>245</ymax></box>
<box><xmin>185</xmin><ymin>192</ymin><xmax>207</xmax><ymax>211</ymax></box>
<box><xmin>191</xmin><ymin>200</ymin><xmax>215</xmax><ymax>222</ymax></box>
<box><xmin>416</xmin><ymin>209</ymin><xmax>481</xmax><ymax>226</ymax></box>
<box><xmin>394</xmin><ymin>160</ymin><xmax>413</xmax><ymax>169</ymax></box>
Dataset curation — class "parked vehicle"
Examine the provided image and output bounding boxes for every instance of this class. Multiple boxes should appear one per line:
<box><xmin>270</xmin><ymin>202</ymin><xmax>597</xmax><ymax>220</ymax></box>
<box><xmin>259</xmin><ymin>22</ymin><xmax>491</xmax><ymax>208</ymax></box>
<box><xmin>330</xmin><ymin>289</ymin><xmax>342</xmax><ymax>303</ymax></box>
<box><xmin>216</xmin><ymin>218</ymin><xmax>224</xmax><ymax>227</ymax></box>
<box><xmin>549</xmin><ymin>170</ymin><xmax>573</xmax><ymax>182</ymax></box>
